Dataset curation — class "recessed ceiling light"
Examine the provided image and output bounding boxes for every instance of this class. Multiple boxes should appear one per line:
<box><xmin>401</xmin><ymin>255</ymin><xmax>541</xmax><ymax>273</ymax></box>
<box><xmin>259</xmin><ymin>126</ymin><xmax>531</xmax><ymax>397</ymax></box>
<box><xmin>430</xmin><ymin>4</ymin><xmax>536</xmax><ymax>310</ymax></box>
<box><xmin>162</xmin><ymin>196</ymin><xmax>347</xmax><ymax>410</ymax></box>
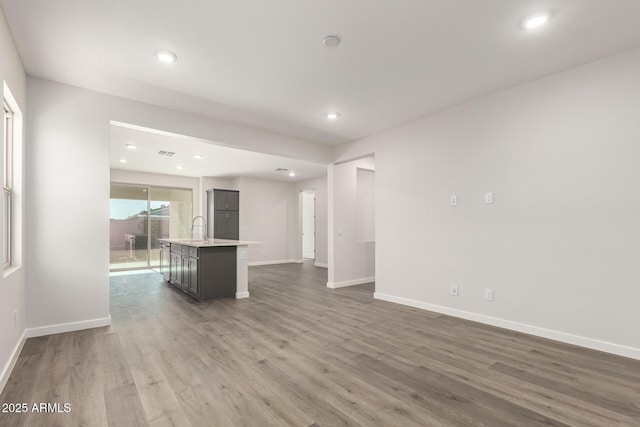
<box><xmin>176</xmin><ymin>165</ymin><xmax>184</xmax><ymax>170</ymax></box>
<box><xmin>119</xmin><ymin>158</ymin><xmax>128</xmax><ymax>163</ymax></box>
<box><xmin>193</xmin><ymin>154</ymin><xmax>203</xmax><ymax>160</ymax></box>
<box><xmin>125</xmin><ymin>144</ymin><xmax>137</xmax><ymax>150</ymax></box>
<box><xmin>156</xmin><ymin>49</ymin><xmax>177</xmax><ymax>63</ymax></box>
<box><xmin>288</xmin><ymin>171</ymin><xmax>296</xmax><ymax>177</ymax></box>
<box><xmin>322</xmin><ymin>35</ymin><xmax>341</xmax><ymax>48</ymax></box>
<box><xmin>522</xmin><ymin>12</ymin><xmax>552</xmax><ymax>30</ymax></box>
<box><xmin>326</xmin><ymin>112</ymin><xmax>340</xmax><ymax>120</ymax></box>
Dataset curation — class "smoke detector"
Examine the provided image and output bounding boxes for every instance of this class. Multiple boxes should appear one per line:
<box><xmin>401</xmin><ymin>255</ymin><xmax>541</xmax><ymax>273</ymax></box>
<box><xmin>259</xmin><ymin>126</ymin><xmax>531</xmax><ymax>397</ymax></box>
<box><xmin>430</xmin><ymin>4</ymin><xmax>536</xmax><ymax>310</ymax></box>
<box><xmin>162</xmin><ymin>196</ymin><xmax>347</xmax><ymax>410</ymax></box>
<box><xmin>322</xmin><ymin>35</ymin><xmax>341</xmax><ymax>48</ymax></box>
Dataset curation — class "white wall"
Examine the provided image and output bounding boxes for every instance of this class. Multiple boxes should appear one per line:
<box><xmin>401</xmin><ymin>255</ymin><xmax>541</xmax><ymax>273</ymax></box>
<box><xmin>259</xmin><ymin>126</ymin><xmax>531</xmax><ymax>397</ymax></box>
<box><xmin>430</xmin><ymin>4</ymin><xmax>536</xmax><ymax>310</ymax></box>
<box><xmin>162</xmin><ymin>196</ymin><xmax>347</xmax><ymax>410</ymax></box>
<box><xmin>26</xmin><ymin>79</ymin><xmax>112</xmax><ymax>335</ymax></box>
<box><xmin>334</xmin><ymin>48</ymin><xmax>640</xmax><ymax>359</ymax></box>
<box><xmin>297</xmin><ymin>175</ymin><xmax>328</xmax><ymax>267</ymax></box>
<box><xmin>111</xmin><ymin>169</ymin><xmax>201</xmax><ymax>218</ymax></box>
<box><xmin>197</xmin><ymin>174</ymin><xmax>330</xmax><ymax>267</ymax></box>
<box><xmin>328</xmin><ymin>156</ymin><xmax>376</xmax><ymax>288</ymax></box>
<box><xmin>234</xmin><ymin>177</ymin><xmax>299</xmax><ymax>265</ymax></box>
<box><xmin>25</xmin><ymin>77</ymin><xmax>332</xmax><ymax>337</ymax></box>
<box><xmin>0</xmin><ymin>5</ymin><xmax>27</xmax><ymax>393</ymax></box>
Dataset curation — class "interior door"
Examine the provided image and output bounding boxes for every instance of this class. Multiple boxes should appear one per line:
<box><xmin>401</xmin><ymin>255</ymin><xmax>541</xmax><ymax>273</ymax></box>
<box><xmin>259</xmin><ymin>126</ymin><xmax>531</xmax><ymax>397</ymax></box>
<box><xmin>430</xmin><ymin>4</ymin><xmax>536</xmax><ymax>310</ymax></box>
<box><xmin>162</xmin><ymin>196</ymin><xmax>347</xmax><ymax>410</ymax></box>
<box><xmin>302</xmin><ymin>191</ymin><xmax>315</xmax><ymax>259</ymax></box>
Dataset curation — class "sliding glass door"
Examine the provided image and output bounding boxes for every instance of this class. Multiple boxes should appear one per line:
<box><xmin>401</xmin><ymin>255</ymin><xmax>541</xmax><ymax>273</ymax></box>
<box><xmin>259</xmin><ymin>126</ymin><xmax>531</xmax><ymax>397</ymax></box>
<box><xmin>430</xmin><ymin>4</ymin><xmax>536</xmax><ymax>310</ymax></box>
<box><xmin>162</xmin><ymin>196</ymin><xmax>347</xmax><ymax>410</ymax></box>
<box><xmin>110</xmin><ymin>184</ymin><xmax>148</xmax><ymax>269</ymax></box>
<box><xmin>148</xmin><ymin>186</ymin><xmax>192</xmax><ymax>267</ymax></box>
<box><xmin>110</xmin><ymin>183</ymin><xmax>192</xmax><ymax>271</ymax></box>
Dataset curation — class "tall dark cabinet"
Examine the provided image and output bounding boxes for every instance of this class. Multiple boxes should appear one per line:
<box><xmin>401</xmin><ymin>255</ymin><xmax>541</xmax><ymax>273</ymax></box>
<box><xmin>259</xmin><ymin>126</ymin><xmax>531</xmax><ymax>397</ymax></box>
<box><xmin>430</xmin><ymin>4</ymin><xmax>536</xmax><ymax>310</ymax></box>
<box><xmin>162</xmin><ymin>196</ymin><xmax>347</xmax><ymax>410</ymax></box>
<box><xmin>207</xmin><ymin>189</ymin><xmax>240</xmax><ymax>240</ymax></box>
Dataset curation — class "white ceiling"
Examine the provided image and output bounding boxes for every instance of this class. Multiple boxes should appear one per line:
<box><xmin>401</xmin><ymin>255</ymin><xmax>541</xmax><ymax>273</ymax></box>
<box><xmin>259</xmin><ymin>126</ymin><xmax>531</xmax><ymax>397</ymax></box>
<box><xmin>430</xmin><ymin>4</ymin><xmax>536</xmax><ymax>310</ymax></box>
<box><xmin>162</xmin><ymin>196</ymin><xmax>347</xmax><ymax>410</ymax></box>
<box><xmin>3</xmin><ymin>0</ymin><xmax>640</xmax><ymax>147</ymax></box>
<box><xmin>110</xmin><ymin>123</ymin><xmax>327</xmax><ymax>181</ymax></box>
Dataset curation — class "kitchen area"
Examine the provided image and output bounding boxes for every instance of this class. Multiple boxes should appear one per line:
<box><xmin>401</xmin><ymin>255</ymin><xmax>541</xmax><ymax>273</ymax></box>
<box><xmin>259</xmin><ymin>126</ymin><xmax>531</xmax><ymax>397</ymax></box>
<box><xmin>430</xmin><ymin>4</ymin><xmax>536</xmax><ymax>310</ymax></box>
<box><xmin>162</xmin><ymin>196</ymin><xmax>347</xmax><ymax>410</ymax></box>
<box><xmin>159</xmin><ymin>189</ymin><xmax>254</xmax><ymax>301</ymax></box>
<box><xmin>109</xmin><ymin>122</ymin><xmax>329</xmax><ymax>305</ymax></box>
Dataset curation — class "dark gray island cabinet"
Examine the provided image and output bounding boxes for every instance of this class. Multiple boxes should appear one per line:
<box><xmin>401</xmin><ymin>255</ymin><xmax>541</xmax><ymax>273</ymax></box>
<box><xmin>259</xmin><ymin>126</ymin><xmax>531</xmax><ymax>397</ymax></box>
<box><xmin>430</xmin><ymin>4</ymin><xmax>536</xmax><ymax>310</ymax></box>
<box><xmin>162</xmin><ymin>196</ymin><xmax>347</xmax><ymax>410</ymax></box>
<box><xmin>160</xmin><ymin>238</ymin><xmax>253</xmax><ymax>301</ymax></box>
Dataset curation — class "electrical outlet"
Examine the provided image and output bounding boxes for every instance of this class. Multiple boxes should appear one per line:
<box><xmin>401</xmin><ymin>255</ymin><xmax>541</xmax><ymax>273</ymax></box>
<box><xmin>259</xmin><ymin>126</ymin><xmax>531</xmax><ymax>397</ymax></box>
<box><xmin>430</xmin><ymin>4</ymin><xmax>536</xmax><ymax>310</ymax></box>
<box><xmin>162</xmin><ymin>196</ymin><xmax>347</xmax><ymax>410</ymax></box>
<box><xmin>450</xmin><ymin>284</ymin><xmax>459</xmax><ymax>296</ymax></box>
<box><xmin>484</xmin><ymin>289</ymin><xmax>494</xmax><ymax>302</ymax></box>
<box><xmin>450</xmin><ymin>195</ymin><xmax>458</xmax><ymax>206</ymax></box>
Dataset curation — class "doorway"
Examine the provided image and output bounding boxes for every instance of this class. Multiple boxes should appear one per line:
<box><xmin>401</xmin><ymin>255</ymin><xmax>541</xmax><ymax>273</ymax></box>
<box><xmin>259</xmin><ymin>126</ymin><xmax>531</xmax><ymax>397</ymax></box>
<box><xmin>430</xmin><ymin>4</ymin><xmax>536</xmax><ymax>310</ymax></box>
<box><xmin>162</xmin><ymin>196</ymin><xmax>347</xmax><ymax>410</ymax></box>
<box><xmin>109</xmin><ymin>183</ymin><xmax>192</xmax><ymax>271</ymax></box>
<box><xmin>302</xmin><ymin>191</ymin><xmax>315</xmax><ymax>260</ymax></box>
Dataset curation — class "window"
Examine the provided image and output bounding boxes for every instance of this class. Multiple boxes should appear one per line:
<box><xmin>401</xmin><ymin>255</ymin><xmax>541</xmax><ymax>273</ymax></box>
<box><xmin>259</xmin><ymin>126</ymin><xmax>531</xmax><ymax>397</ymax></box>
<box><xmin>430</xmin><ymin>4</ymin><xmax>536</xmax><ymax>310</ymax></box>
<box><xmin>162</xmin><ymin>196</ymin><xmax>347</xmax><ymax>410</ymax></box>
<box><xmin>3</xmin><ymin>81</ymin><xmax>21</xmax><ymax>273</ymax></box>
<box><xmin>3</xmin><ymin>101</ymin><xmax>12</xmax><ymax>269</ymax></box>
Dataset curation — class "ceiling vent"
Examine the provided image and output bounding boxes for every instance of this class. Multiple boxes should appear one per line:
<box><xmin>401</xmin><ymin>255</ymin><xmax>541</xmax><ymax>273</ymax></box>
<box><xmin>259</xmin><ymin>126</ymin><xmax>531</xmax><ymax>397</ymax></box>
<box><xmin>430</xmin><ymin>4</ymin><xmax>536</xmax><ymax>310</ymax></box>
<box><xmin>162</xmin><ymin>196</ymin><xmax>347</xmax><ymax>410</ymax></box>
<box><xmin>275</xmin><ymin>167</ymin><xmax>296</xmax><ymax>177</ymax></box>
<box><xmin>157</xmin><ymin>150</ymin><xmax>176</xmax><ymax>157</ymax></box>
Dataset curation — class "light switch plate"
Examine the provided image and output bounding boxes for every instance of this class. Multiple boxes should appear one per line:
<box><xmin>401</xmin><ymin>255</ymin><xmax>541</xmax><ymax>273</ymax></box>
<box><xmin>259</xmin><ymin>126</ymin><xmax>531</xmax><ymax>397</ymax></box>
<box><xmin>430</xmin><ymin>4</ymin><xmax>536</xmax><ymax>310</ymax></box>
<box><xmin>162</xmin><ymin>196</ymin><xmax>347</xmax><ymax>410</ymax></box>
<box><xmin>485</xmin><ymin>192</ymin><xmax>494</xmax><ymax>204</ymax></box>
<box><xmin>450</xmin><ymin>195</ymin><xmax>458</xmax><ymax>206</ymax></box>
<box><xmin>484</xmin><ymin>289</ymin><xmax>494</xmax><ymax>302</ymax></box>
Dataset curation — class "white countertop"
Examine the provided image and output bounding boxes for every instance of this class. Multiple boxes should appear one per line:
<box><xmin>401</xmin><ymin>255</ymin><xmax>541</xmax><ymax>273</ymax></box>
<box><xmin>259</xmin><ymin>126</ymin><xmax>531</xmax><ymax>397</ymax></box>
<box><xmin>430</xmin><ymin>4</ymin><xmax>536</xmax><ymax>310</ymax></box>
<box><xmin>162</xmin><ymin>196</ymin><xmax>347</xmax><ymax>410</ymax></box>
<box><xmin>159</xmin><ymin>238</ymin><xmax>260</xmax><ymax>248</ymax></box>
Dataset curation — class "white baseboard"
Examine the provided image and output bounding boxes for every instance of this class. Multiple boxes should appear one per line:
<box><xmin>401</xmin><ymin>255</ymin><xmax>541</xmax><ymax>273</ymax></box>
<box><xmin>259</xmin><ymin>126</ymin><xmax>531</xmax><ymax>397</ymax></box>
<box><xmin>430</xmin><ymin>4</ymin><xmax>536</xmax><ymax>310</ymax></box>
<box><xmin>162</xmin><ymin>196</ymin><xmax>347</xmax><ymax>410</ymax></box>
<box><xmin>327</xmin><ymin>277</ymin><xmax>375</xmax><ymax>289</ymax></box>
<box><xmin>26</xmin><ymin>316</ymin><xmax>112</xmax><ymax>338</ymax></box>
<box><xmin>374</xmin><ymin>292</ymin><xmax>640</xmax><ymax>361</ymax></box>
<box><xmin>0</xmin><ymin>329</ymin><xmax>26</xmax><ymax>394</ymax></box>
<box><xmin>236</xmin><ymin>291</ymin><xmax>250</xmax><ymax>299</ymax></box>
<box><xmin>109</xmin><ymin>269</ymin><xmax>157</xmax><ymax>277</ymax></box>
<box><xmin>249</xmin><ymin>260</ymin><xmax>326</xmax><ymax>267</ymax></box>
<box><xmin>248</xmin><ymin>259</ymin><xmax>301</xmax><ymax>266</ymax></box>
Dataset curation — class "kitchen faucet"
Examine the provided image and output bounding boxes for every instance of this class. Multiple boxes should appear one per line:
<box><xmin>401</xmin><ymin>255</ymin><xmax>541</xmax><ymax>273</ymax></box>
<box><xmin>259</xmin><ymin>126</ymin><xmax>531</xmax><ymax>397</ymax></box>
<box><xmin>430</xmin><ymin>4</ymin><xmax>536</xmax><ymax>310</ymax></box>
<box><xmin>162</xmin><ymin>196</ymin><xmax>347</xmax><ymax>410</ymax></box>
<box><xmin>191</xmin><ymin>215</ymin><xmax>208</xmax><ymax>240</ymax></box>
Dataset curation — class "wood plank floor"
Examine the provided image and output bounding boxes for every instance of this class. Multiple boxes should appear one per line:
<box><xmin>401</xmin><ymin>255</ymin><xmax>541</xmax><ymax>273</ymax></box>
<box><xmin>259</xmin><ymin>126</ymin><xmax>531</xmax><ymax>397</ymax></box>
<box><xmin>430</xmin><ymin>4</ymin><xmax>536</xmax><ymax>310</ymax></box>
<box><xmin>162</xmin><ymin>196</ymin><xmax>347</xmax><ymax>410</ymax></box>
<box><xmin>2</xmin><ymin>262</ymin><xmax>639</xmax><ymax>426</ymax></box>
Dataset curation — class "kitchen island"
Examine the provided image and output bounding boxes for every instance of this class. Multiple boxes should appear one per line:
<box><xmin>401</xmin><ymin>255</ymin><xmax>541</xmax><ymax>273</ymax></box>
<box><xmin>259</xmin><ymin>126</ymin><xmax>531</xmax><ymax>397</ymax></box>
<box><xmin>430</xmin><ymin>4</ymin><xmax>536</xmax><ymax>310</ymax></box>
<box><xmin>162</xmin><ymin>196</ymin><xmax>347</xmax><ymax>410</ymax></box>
<box><xmin>159</xmin><ymin>238</ymin><xmax>257</xmax><ymax>301</ymax></box>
